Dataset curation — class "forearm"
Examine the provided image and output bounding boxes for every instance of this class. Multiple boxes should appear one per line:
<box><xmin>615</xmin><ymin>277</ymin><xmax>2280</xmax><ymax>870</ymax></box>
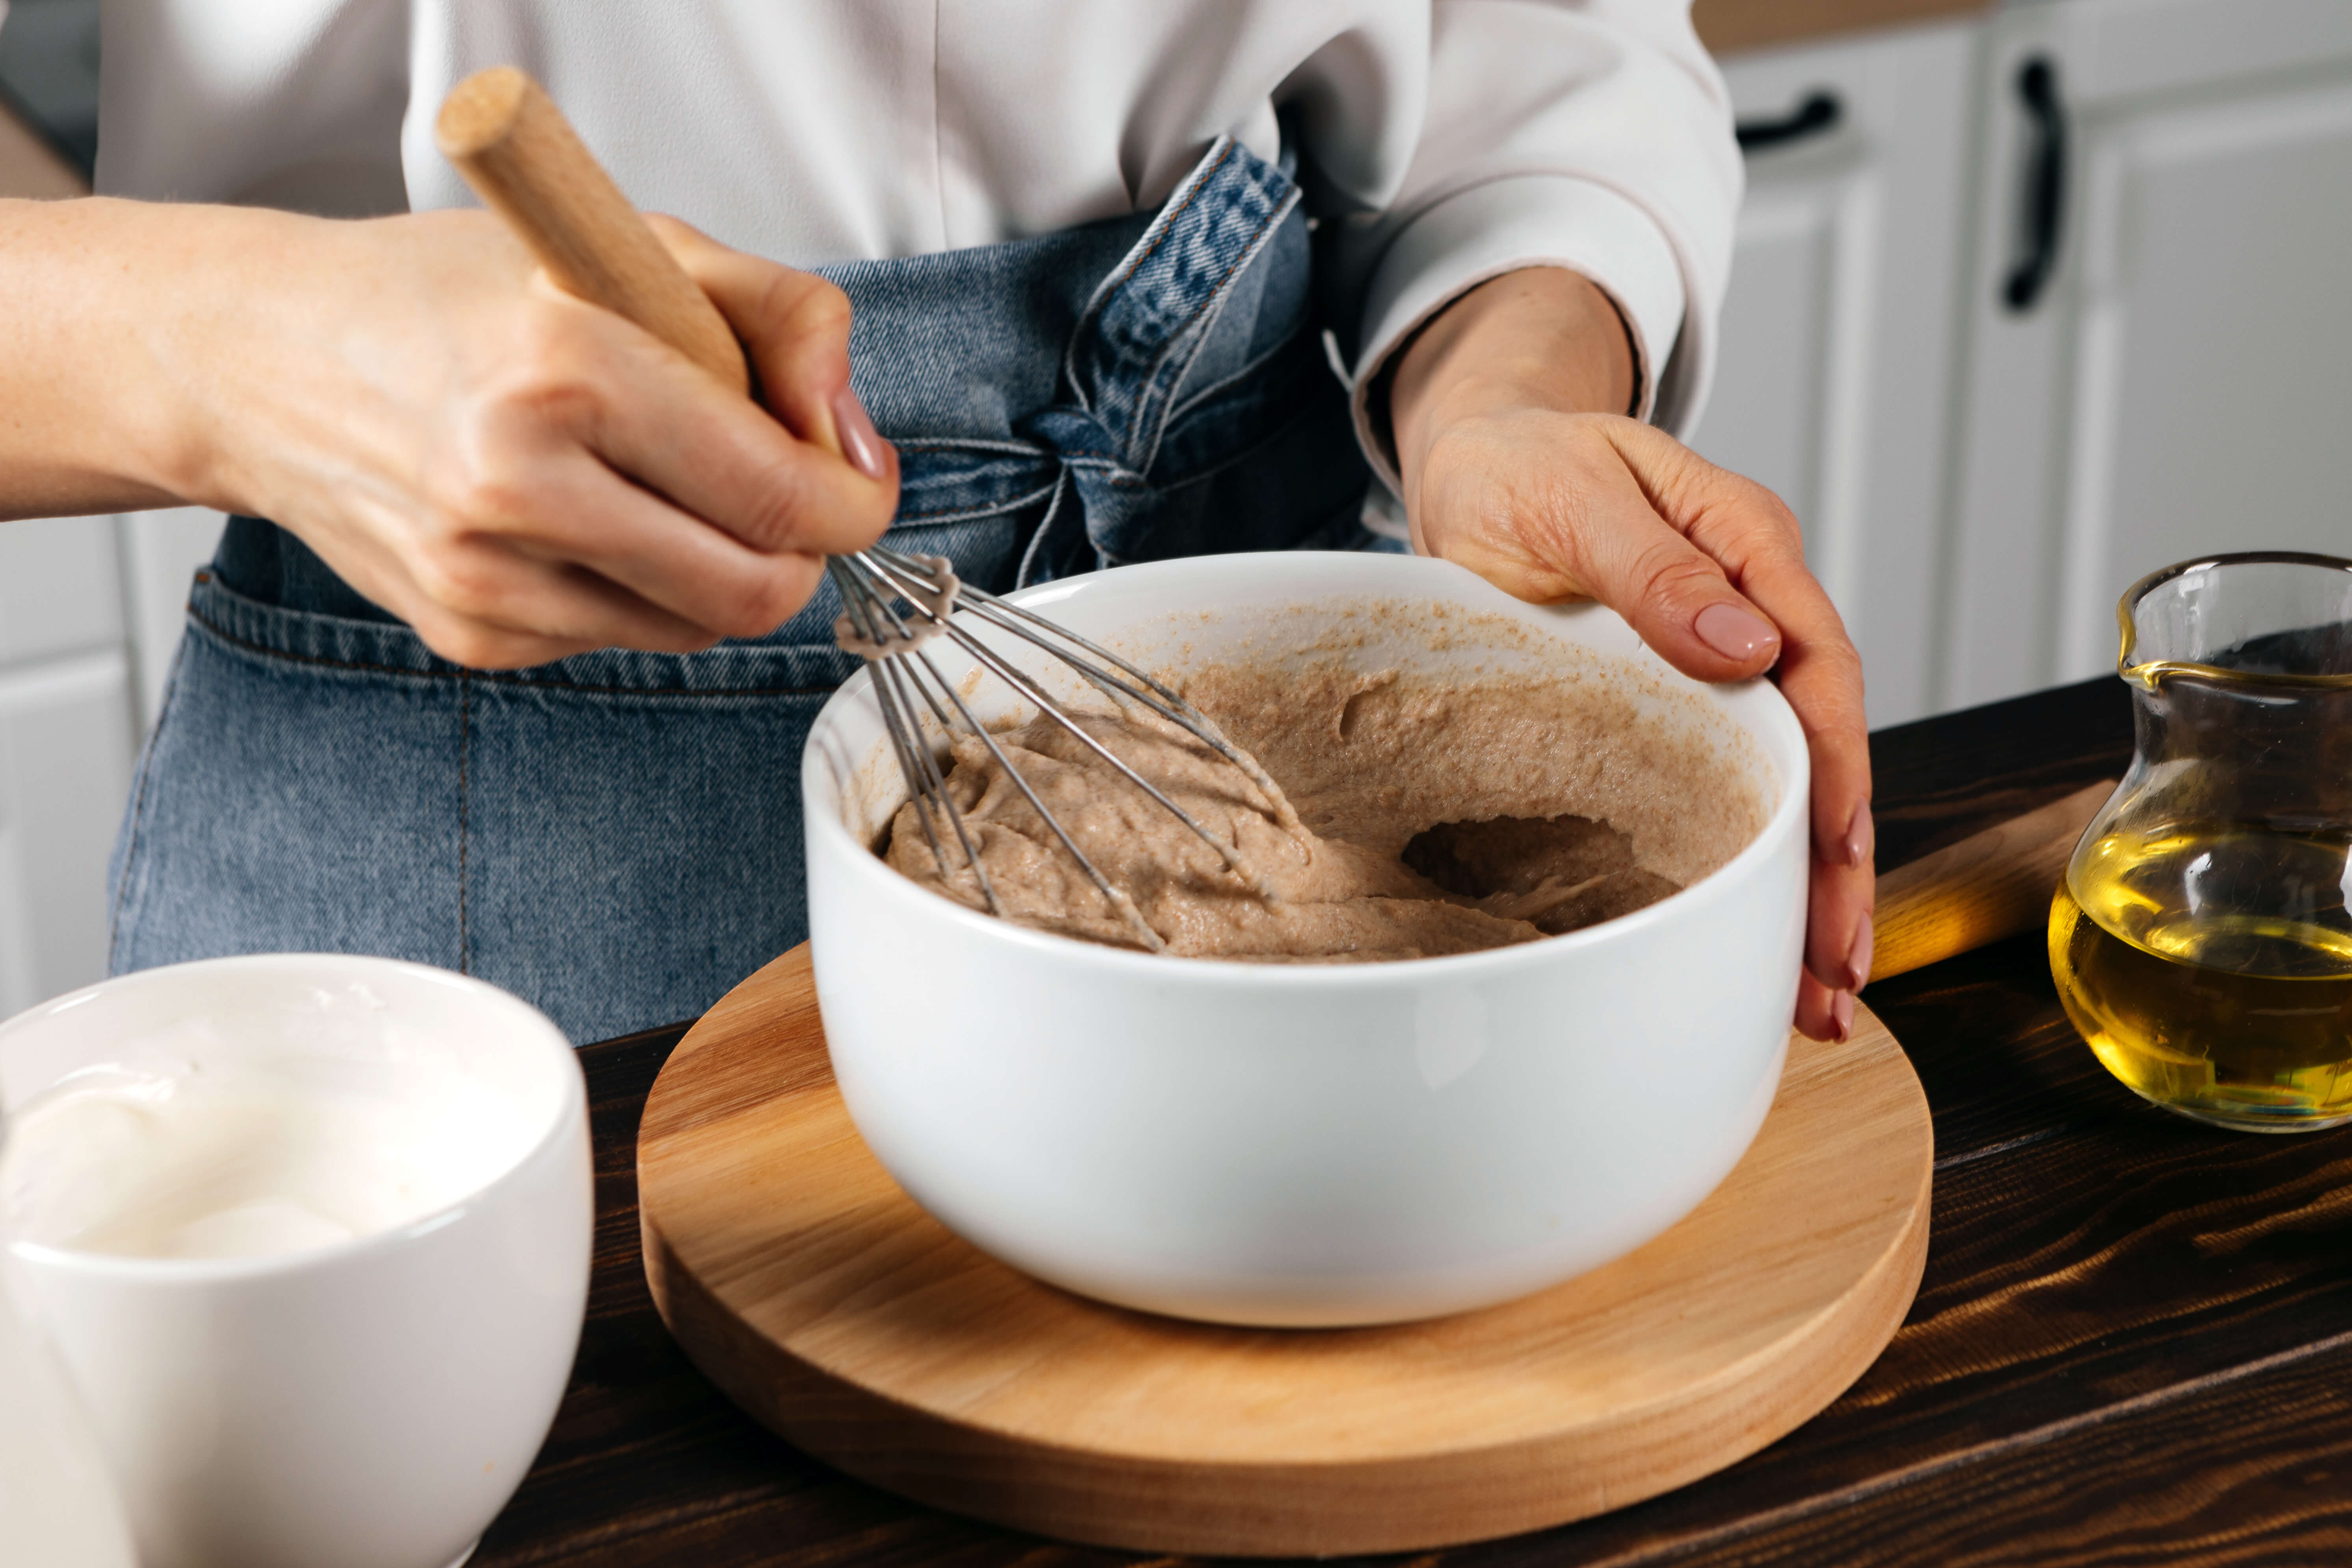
<box><xmin>1388</xmin><ymin>267</ymin><xmax>1636</xmax><ymax>503</ymax></box>
<box><xmin>0</xmin><ymin>190</ymin><xmax>898</xmax><ymax>666</ymax></box>
<box><xmin>0</xmin><ymin>196</ymin><xmax>317</xmax><ymax>520</ymax></box>
<box><xmin>2</xmin><ymin>198</ymin><xmax>217</xmax><ymax>517</ymax></box>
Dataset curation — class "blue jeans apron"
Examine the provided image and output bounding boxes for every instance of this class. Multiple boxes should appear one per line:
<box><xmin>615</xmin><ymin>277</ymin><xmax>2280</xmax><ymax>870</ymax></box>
<box><xmin>106</xmin><ymin>137</ymin><xmax>1383</xmax><ymax>1042</ymax></box>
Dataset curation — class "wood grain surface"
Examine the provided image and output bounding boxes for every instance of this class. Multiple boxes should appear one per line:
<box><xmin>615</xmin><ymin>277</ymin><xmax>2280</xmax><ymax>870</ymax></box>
<box><xmin>471</xmin><ymin>676</ymin><xmax>2352</xmax><ymax>1565</ymax></box>
<box><xmin>1870</xmin><ymin>779</ymin><xmax>2112</xmax><ymax>983</ymax></box>
<box><xmin>635</xmin><ymin>952</ymin><xmax>1929</xmax><ymax>1555</ymax></box>
<box><xmin>1693</xmin><ymin>0</ymin><xmax>1991</xmax><ymax>55</ymax></box>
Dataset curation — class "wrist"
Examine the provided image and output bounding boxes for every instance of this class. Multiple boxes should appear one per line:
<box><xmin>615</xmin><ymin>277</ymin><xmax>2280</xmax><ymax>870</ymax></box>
<box><xmin>131</xmin><ymin>203</ymin><xmax>339</xmax><ymax>513</ymax></box>
<box><xmin>1386</xmin><ymin>267</ymin><xmax>1637</xmax><ymax>493</ymax></box>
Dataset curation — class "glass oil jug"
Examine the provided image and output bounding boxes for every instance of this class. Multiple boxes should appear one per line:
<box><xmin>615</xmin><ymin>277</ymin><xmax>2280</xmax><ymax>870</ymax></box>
<box><xmin>2049</xmin><ymin>552</ymin><xmax>2352</xmax><ymax>1131</ymax></box>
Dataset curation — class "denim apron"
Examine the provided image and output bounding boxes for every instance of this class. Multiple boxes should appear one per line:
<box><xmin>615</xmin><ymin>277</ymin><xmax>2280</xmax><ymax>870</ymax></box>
<box><xmin>106</xmin><ymin>137</ymin><xmax>1382</xmax><ymax>1042</ymax></box>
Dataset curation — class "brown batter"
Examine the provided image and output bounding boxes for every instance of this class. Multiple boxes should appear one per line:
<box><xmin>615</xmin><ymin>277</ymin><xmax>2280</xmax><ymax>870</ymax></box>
<box><xmin>880</xmin><ymin>657</ymin><xmax>1766</xmax><ymax>960</ymax></box>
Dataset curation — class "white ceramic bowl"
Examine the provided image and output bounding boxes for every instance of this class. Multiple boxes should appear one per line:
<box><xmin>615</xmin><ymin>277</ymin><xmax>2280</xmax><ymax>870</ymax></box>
<box><xmin>0</xmin><ymin>955</ymin><xmax>592</xmax><ymax>1568</ymax></box>
<box><xmin>803</xmin><ymin>553</ymin><xmax>1807</xmax><ymax>1327</ymax></box>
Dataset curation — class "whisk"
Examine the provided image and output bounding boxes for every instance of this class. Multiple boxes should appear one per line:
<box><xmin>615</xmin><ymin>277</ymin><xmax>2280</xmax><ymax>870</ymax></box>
<box><xmin>436</xmin><ymin>67</ymin><xmax>1287</xmax><ymax>948</ymax></box>
<box><xmin>825</xmin><ymin>548</ymin><xmax>1291</xmax><ymax>950</ymax></box>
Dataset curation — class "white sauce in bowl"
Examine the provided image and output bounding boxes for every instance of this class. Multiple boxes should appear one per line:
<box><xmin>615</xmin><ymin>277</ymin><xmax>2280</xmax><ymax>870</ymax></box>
<box><xmin>3</xmin><ymin>1034</ymin><xmax>528</xmax><ymax>1262</ymax></box>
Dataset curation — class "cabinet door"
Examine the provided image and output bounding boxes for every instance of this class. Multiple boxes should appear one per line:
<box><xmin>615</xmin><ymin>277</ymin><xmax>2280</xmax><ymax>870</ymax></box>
<box><xmin>0</xmin><ymin>654</ymin><xmax>136</xmax><ymax>1014</ymax></box>
<box><xmin>1945</xmin><ymin>0</ymin><xmax>2352</xmax><ymax>707</ymax></box>
<box><xmin>119</xmin><ymin>507</ymin><xmax>228</xmax><ymax>725</ymax></box>
<box><xmin>1696</xmin><ymin>20</ymin><xmax>1981</xmax><ymax>728</ymax></box>
<box><xmin>0</xmin><ymin>507</ymin><xmax>231</xmax><ymax>1010</ymax></box>
<box><xmin>0</xmin><ymin>519</ymin><xmax>136</xmax><ymax>1011</ymax></box>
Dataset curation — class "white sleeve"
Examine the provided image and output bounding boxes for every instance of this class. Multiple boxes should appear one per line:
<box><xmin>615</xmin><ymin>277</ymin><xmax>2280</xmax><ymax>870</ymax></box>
<box><xmin>1315</xmin><ymin>0</ymin><xmax>1742</xmax><ymax>483</ymax></box>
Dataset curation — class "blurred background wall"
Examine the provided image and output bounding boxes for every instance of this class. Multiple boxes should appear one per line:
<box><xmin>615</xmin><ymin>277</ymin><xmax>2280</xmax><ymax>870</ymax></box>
<box><xmin>1</xmin><ymin>0</ymin><xmax>2348</xmax><ymax>1007</ymax></box>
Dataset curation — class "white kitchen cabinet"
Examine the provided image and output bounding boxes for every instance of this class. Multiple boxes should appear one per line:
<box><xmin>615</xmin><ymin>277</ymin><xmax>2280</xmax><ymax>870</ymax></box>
<box><xmin>118</xmin><ymin>507</ymin><xmax>228</xmax><ymax>723</ymax></box>
<box><xmin>1943</xmin><ymin>0</ymin><xmax>2352</xmax><ymax>708</ymax></box>
<box><xmin>0</xmin><ymin>650</ymin><xmax>135</xmax><ymax>1014</ymax></box>
<box><xmin>0</xmin><ymin>503</ymin><xmax>219</xmax><ymax>1011</ymax></box>
<box><xmin>0</xmin><ymin>514</ymin><xmax>121</xmax><ymax>664</ymax></box>
<box><xmin>1696</xmin><ymin>19</ymin><xmax>1983</xmax><ymax>728</ymax></box>
<box><xmin>0</xmin><ymin>517</ymin><xmax>137</xmax><ymax>1012</ymax></box>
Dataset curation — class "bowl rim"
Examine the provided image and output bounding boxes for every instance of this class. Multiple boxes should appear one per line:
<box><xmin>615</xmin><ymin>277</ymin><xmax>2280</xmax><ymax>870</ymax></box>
<box><xmin>0</xmin><ymin>953</ymin><xmax>585</xmax><ymax>1284</ymax></box>
<box><xmin>803</xmin><ymin>552</ymin><xmax>1811</xmax><ymax>987</ymax></box>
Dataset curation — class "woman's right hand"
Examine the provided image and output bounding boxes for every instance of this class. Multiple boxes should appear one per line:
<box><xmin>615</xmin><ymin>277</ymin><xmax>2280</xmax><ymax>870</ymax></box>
<box><xmin>45</xmin><ymin>201</ymin><xmax>898</xmax><ymax>668</ymax></box>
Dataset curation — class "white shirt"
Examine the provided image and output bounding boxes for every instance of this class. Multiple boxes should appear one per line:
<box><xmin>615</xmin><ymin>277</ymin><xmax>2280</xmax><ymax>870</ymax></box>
<box><xmin>96</xmin><ymin>2</ymin><xmax>1740</xmax><ymax>472</ymax></box>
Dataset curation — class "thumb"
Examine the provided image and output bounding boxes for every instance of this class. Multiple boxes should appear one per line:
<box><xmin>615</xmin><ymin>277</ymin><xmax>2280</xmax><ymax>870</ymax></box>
<box><xmin>1594</xmin><ymin>421</ymin><xmax>1810</xmax><ymax>681</ymax></box>
<box><xmin>1495</xmin><ymin>425</ymin><xmax>1785</xmax><ymax>683</ymax></box>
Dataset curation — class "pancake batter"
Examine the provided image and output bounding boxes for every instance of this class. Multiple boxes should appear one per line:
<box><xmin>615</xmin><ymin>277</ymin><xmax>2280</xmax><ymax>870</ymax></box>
<box><xmin>881</xmin><ymin>659</ymin><xmax>1765</xmax><ymax>960</ymax></box>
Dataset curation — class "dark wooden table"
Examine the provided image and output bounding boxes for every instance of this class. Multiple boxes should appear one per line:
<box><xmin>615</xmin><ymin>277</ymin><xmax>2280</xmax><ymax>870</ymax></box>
<box><xmin>473</xmin><ymin>675</ymin><xmax>2352</xmax><ymax>1566</ymax></box>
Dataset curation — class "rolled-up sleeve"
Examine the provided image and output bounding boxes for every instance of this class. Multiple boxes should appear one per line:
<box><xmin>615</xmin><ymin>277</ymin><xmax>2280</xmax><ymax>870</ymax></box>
<box><xmin>1314</xmin><ymin>0</ymin><xmax>1741</xmax><ymax>483</ymax></box>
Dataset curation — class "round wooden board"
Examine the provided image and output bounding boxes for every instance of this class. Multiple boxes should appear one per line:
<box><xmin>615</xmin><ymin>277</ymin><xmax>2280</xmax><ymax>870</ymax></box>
<box><xmin>639</xmin><ymin>945</ymin><xmax>1932</xmax><ymax>1557</ymax></box>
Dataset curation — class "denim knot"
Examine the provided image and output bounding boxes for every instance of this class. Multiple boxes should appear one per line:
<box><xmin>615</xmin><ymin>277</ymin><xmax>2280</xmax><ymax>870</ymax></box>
<box><xmin>1009</xmin><ymin>403</ymin><xmax>1140</xmax><ymax>583</ymax></box>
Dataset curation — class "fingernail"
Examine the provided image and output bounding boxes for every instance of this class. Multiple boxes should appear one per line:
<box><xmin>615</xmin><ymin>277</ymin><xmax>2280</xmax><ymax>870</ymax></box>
<box><xmin>1844</xmin><ymin>801</ymin><xmax>1874</xmax><ymax>868</ymax></box>
<box><xmin>1694</xmin><ymin>602</ymin><xmax>1779</xmax><ymax>663</ymax></box>
<box><xmin>1831</xmin><ymin>989</ymin><xmax>1855</xmax><ymax>1042</ymax></box>
<box><xmin>831</xmin><ymin>385</ymin><xmax>890</xmax><ymax>480</ymax></box>
<box><xmin>1846</xmin><ymin>911</ymin><xmax>1874</xmax><ymax>992</ymax></box>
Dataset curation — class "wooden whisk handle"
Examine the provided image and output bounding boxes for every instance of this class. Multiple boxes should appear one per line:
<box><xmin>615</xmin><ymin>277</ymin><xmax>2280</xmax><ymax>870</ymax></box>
<box><xmin>435</xmin><ymin>66</ymin><xmax>751</xmax><ymax>396</ymax></box>
<box><xmin>1868</xmin><ymin>780</ymin><xmax>2115</xmax><ymax>983</ymax></box>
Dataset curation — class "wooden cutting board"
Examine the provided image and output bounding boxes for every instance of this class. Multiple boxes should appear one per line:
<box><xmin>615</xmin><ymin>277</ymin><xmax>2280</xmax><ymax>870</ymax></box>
<box><xmin>638</xmin><ymin>944</ymin><xmax>1933</xmax><ymax>1557</ymax></box>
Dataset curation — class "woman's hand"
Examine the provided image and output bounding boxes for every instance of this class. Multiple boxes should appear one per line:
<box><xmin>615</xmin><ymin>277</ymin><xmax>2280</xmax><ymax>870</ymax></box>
<box><xmin>0</xmin><ymin>198</ymin><xmax>896</xmax><ymax>668</ymax></box>
<box><xmin>1389</xmin><ymin>268</ymin><xmax>1873</xmax><ymax>1041</ymax></box>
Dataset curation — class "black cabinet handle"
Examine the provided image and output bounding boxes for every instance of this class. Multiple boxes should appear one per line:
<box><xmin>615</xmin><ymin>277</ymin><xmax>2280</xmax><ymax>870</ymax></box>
<box><xmin>1735</xmin><ymin>91</ymin><xmax>1842</xmax><ymax>153</ymax></box>
<box><xmin>2003</xmin><ymin>57</ymin><xmax>2068</xmax><ymax>312</ymax></box>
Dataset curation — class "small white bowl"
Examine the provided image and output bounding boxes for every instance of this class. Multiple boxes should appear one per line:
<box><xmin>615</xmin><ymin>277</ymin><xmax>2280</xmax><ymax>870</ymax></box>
<box><xmin>0</xmin><ymin>955</ymin><xmax>591</xmax><ymax>1568</ymax></box>
<box><xmin>803</xmin><ymin>553</ymin><xmax>1807</xmax><ymax>1327</ymax></box>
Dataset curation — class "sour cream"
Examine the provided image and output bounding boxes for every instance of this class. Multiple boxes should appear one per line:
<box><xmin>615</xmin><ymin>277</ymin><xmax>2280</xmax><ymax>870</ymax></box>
<box><xmin>1</xmin><ymin>1050</ymin><xmax>523</xmax><ymax>1262</ymax></box>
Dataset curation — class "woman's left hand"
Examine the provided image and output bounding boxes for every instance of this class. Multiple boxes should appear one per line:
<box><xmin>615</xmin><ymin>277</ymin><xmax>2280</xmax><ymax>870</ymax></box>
<box><xmin>1389</xmin><ymin>268</ymin><xmax>1873</xmax><ymax>1043</ymax></box>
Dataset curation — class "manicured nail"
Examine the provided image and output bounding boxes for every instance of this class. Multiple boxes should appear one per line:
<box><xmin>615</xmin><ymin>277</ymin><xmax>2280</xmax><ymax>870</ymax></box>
<box><xmin>1694</xmin><ymin>602</ymin><xmax>1779</xmax><ymax>663</ymax></box>
<box><xmin>831</xmin><ymin>386</ymin><xmax>890</xmax><ymax>480</ymax></box>
<box><xmin>1846</xmin><ymin>911</ymin><xmax>1874</xmax><ymax>992</ymax></box>
<box><xmin>1844</xmin><ymin>801</ymin><xmax>1874</xmax><ymax>868</ymax></box>
<box><xmin>1831</xmin><ymin>989</ymin><xmax>1855</xmax><ymax>1041</ymax></box>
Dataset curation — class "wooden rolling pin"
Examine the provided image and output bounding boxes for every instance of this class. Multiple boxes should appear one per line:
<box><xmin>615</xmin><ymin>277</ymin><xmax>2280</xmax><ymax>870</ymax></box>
<box><xmin>437</xmin><ymin>65</ymin><xmax>2112</xmax><ymax>987</ymax></box>
<box><xmin>1868</xmin><ymin>780</ymin><xmax>2114</xmax><ymax>983</ymax></box>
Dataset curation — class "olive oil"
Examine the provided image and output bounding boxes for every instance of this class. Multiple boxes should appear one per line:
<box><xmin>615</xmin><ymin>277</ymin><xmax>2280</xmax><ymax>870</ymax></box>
<box><xmin>2049</xmin><ymin>823</ymin><xmax>2352</xmax><ymax>1129</ymax></box>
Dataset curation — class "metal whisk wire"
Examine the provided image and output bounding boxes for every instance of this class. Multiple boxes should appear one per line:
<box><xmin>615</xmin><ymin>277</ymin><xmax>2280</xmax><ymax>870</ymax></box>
<box><xmin>826</xmin><ymin>547</ymin><xmax>1287</xmax><ymax>951</ymax></box>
